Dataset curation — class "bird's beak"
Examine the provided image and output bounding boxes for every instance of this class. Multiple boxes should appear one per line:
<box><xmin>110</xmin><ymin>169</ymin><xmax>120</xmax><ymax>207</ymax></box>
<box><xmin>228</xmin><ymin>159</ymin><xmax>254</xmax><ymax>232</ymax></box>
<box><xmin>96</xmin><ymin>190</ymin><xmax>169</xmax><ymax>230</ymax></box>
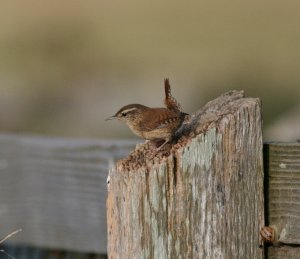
<box><xmin>105</xmin><ymin>115</ymin><xmax>117</xmax><ymax>121</ymax></box>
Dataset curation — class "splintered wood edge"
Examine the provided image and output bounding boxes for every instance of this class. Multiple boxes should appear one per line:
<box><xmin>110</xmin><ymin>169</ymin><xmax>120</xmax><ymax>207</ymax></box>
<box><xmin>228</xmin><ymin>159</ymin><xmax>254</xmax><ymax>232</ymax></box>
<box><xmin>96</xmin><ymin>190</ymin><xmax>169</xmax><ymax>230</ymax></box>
<box><xmin>115</xmin><ymin>90</ymin><xmax>260</xmax><ymax>172</ymax></box>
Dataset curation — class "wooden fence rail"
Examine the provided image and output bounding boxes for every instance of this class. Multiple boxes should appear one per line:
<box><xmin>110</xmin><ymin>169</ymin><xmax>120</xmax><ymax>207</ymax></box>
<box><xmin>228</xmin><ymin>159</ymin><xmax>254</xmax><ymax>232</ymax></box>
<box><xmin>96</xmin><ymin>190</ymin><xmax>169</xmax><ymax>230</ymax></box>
<box><xmin>264</xmin><ymin>142</ymin><xmax>300</xmax><ymax>258</ymax></box>
<box><xmin>0</xmin><ymin>134</ymin><xmax>137</xmax><ymax>255</ymax></box>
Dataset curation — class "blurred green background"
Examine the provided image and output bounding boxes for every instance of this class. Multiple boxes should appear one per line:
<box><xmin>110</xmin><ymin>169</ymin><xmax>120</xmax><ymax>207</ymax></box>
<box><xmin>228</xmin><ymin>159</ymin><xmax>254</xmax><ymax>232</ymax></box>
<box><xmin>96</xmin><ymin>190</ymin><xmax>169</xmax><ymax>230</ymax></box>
<box><xmin>1</xmin><ymin>1</ymin><xmax>299</xmax><ymax>141</ymax></box>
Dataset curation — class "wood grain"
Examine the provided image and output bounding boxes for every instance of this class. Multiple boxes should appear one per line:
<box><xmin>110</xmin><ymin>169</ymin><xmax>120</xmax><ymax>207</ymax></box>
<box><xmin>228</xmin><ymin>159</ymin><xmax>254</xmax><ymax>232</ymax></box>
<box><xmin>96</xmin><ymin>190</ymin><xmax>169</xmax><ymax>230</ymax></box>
<box><xmin>0</xmin><ymin>134</ymin><xmax>138</xmax><ymax>253</ymax></box>
<box><xmin>268</xmin><ymin>246</ymin><xmax>300</xmax><ymax>259</ymax></box>
<box><xmin>265</xmin><ymin>142</ymin><xmax>300</xmax><ymax>245</ymax></box>
<box><xmin>107</xmin><ymin>91</ymin><xmax>264</xmax><ymax>258</ymax></box>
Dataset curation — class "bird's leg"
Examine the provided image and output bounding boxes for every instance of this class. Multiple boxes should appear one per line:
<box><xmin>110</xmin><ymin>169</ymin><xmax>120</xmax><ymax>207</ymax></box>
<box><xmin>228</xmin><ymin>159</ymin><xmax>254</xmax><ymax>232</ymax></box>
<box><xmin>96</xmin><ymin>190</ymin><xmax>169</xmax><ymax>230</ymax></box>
<box><xmin>156</xmin><ymin>138</ymin><xmax>170</xmax><ymax>151</ymax></box>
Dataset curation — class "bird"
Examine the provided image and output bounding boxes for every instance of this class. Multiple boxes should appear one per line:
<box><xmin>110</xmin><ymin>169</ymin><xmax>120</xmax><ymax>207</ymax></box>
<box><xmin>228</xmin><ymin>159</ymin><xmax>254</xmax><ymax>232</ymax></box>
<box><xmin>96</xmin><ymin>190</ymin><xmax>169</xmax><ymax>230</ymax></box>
<box><xmin>107</xmin><ymin>79</ymin><xmax>188</xmax><ymax>150</ymax></box>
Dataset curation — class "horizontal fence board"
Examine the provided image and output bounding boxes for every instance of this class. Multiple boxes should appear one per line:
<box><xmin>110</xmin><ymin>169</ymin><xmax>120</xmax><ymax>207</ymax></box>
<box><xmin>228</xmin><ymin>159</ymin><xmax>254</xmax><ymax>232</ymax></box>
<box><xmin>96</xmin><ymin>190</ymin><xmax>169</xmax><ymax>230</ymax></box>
<box><xmin>1</xmin><ymin>243</ymin><xmax>107</xmax><ymax>259</ymax></box>
<box><xmin>265</xmin><ymin>142</ymin><xmax>300</xmax><ymax>245</ymax></box>
<box><xmin>268</xmin><ymin>246</ymin><xmax>300</xmax><ymax>259</ymax></box>
<box><xmin>0</xmin><ymin>133</ymin><xmax>138</xmax><ymax>254</ymax></box>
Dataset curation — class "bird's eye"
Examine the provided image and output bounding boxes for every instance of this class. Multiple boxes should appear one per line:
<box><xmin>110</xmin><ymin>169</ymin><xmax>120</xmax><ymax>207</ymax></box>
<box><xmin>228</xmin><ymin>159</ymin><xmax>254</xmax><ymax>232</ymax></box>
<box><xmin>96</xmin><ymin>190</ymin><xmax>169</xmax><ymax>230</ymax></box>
<box><xmin>121</xmin><ymin>112</ymin><xmax>127</xmax><ymax>117</ymax></box>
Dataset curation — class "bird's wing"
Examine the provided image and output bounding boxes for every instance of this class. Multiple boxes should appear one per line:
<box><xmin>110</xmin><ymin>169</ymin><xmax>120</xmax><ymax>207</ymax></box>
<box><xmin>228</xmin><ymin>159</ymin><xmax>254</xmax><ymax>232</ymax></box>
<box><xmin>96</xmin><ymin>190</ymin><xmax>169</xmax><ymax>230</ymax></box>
<box><xmin>140</xmin><ymin>108</ymin><xmax>182</xmax><ymax>131</ymax></box>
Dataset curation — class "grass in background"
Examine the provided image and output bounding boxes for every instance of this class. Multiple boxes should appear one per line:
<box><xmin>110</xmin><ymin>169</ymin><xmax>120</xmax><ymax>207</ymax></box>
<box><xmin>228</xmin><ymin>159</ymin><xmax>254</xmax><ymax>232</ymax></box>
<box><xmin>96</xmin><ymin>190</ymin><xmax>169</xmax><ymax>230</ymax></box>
<box><xmin>0</xmin><ymin>1</ymin><xmax>299</xmax><ymax>139</ymax></box>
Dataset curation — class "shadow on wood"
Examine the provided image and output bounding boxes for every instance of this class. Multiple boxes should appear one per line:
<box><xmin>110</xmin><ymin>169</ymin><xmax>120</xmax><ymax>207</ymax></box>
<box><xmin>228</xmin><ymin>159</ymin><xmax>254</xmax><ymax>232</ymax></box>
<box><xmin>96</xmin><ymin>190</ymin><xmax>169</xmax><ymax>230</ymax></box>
<box><xmin>107</xmin><ymin>91</ymin><xmax>264</xmax><ymax>258</ymax></box>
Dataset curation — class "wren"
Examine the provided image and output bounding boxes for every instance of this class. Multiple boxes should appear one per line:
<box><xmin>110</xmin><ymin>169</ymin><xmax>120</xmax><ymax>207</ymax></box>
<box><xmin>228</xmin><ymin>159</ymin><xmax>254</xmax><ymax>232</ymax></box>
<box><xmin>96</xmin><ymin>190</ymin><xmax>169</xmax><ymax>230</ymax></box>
<box><xmin>107</xmin><ymin>79</ymin><xmax>188</xmax><ymax>149</ymax></box>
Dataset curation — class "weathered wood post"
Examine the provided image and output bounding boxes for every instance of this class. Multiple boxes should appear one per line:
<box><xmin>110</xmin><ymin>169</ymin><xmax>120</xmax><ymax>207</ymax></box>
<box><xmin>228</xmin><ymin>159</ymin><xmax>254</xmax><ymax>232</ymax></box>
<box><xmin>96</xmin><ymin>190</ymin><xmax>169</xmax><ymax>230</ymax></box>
<box><xmin>107</xmin><ymin>91</ymin><xmax>264</xmax><ymax>258</ymax></box>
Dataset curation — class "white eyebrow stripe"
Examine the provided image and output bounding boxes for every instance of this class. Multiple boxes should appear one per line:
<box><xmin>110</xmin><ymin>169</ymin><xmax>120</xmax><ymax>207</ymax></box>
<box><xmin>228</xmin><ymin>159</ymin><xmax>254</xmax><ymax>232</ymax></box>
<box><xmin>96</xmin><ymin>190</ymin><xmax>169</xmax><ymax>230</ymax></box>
<box><xmin>121</xmin><ymin>107</ymin><xmax>137</xmax><ymax>113</ymax></box>
<box><xmin>122</xmin><ymin>107</ymin><xmax>137</xmax><ymax>113</ymax></box>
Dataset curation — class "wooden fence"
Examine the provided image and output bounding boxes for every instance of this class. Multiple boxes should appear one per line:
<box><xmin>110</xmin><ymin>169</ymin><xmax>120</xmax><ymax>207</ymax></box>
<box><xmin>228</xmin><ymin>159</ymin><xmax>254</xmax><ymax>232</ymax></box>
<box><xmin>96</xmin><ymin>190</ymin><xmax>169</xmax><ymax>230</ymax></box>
<box><xmin>0</xmin><ymin>92</ymin><xmax>299</xmax><ymax>258</ymax></box>
<box><xmin>1</xmin><ymin>137</ymin><xmax>299</xmax><ymax>258</ymax></box>
<box><xmin>0</xmin><ymin>134</ymin><xmax>137</xmax><ymax>258</ymax></box>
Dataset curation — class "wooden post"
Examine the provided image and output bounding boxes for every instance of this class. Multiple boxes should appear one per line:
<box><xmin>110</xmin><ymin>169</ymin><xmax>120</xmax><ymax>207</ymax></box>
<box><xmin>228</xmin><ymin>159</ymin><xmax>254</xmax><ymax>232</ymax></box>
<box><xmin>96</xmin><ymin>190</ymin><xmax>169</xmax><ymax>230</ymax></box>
<box><xmin>107</xmin><ymin>91</ymin><xmax>264</xmax><ymax>258</ymax></box>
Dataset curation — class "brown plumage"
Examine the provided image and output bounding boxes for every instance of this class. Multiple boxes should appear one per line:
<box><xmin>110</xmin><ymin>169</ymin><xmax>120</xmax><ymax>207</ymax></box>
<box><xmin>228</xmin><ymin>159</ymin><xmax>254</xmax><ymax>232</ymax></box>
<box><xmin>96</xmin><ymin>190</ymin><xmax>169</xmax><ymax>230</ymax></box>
<box><xmin>107</xmin><ymin>79</ymin><xmax>188</xmax><ymax>149</ymax></box>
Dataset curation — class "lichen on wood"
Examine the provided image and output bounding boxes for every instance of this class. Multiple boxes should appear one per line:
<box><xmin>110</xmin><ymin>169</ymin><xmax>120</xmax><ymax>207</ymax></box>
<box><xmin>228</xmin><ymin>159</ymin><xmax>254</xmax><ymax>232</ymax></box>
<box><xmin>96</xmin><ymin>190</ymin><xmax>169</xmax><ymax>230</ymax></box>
<box><xmin>107</xmin><ymin>90</ymin><xmax>264</xmax><ymax>259</ymax></box>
